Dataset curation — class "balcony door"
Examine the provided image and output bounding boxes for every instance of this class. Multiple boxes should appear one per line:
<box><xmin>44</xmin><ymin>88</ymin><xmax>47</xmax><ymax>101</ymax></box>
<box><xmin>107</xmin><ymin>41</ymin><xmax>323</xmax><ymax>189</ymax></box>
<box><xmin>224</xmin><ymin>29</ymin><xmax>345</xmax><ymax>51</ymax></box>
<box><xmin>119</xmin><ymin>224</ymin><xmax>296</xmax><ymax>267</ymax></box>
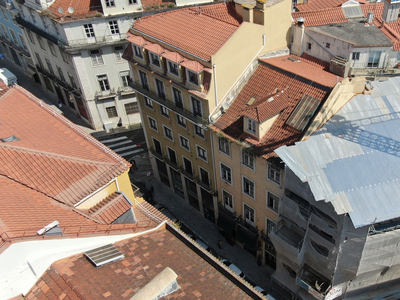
<box><xmin>139</xmin><ymin>70</ymin><xmax>149</xmax><ymax>91</ymax></box>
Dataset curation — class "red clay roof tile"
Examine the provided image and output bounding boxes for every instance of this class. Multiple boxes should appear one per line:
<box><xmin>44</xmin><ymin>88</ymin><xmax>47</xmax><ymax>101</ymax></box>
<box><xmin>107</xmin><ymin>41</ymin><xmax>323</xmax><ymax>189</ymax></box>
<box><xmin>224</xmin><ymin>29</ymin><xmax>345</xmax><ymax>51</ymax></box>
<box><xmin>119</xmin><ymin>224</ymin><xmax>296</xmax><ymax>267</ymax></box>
<box><xmin>295</xmin><ymin>0</ymin><xmax>367</xmax><ymax>12</ymax></box>
<box><xmin>87</xmin><ymin>192</ymin><xmax>132</xmax><ymax>224</ymax></box>
<box><xmin>293</xmin><ymin>7</ymin><xmax>348</xmax><ymax>27</ymax></box>
<box><xmin>48</xmin><ymin>0</ymin><xmax>103</xmax><ymax>21</ymax></box>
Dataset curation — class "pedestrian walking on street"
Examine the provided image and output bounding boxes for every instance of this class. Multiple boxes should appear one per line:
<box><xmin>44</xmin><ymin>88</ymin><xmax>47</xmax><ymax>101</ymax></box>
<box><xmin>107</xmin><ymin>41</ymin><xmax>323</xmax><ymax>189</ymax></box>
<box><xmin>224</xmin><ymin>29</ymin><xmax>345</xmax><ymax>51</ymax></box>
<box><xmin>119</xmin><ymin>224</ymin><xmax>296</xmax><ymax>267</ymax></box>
<box><xmin>131</xmin><ymin>159</ymin><xmax>138</xmax><ymax>170</ymax></box>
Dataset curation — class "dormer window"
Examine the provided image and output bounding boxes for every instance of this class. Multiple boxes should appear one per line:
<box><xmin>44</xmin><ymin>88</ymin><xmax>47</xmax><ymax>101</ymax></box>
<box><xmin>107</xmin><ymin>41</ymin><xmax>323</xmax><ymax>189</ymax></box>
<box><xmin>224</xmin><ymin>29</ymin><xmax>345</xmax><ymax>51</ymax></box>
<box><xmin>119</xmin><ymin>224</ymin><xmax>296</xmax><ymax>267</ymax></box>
<box><xmin>133</xmin><ymin>44</ymin><xmax>143</xmax><ymax>59</ymax></box>
<box><xmin>168</xmin><ymin>60</ymin><xmax>179</xmax><ymax>77</ymax></box>
<box><xmin>150</xmin><ymin>52</ymin><xmax>160</xmax><ymax>68</ymax></box>
<box><xmin>187</xmin><ymin>69</ymin><xmax>199</xmax><ymax>86</ymax></box>
<box><xmin>248</xmin><ymin>118</ymin><xmax>256</xmax><ymax>134</ymax></box>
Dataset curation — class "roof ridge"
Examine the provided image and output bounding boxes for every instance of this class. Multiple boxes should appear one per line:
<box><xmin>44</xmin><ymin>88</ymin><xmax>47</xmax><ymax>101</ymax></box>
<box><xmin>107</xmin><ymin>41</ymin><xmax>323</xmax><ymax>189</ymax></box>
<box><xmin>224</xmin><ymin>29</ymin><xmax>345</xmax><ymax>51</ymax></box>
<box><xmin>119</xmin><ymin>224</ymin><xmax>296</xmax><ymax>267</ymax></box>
<box><xmin>195</xmin><ymin>3</ymin><xmax>243</xmax><ymax>26</ymax></box>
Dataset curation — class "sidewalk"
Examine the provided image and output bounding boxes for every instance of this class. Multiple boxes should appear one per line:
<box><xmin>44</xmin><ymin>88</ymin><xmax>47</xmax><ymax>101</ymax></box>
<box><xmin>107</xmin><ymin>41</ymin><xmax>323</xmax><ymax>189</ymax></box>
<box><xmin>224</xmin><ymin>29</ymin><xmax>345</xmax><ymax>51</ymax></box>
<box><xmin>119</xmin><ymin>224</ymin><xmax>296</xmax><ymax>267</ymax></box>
<box><xmin>130</xmin><ymin>152</ymin><xmax>274</xmax><ymax>292</ymax></box>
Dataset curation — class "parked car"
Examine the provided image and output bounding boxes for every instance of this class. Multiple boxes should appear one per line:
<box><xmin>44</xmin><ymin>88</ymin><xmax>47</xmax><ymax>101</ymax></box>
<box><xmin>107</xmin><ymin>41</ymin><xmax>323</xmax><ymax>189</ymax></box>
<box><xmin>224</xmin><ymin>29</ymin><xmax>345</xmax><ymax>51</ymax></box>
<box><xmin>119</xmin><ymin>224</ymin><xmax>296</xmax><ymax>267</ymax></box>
<box><xmin>154</xmin><ymin>203</ymin><xmax>178</xmax><ymax>223</ymax></box>
<box><xmin>221</xmin><ymin>259</ymin><xmax>246</xmax><ymax>279</ymax></box>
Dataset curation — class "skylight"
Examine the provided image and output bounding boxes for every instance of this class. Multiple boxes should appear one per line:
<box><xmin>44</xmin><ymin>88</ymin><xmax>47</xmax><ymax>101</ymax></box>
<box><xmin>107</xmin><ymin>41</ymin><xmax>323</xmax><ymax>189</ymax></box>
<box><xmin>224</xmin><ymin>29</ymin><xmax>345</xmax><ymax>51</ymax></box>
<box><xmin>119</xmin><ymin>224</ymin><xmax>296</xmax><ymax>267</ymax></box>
<box><xmin>286</xmin><ymin>94</ymin><xmax>320</xmax><ymax>131</ymax></box>
<box><xmin>84</xmin><ymin>244</ymin><xmax>124</xmax><ymax>267</ymax></box>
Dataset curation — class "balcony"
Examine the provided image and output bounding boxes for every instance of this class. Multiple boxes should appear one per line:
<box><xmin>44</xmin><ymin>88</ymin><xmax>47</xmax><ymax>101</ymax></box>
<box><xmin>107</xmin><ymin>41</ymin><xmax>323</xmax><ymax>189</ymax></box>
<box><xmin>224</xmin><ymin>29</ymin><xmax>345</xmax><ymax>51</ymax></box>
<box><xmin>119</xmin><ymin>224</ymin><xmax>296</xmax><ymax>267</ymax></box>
<box><xmin>149</xmin><ymin>146</ymin><xmax>164</xmax><ymax>161</ymax></box>
<box><xmin>117</xmin><ymin>86</ymin><xmax>135</xmax><ymax>96</ymax></box>
<box><xmin>165</xmin><ymin>157</ymin><xmax>179</xmax><ymax>170</ymax></box>
<box><xmin>36</xmin><ymin>65</ymin><xmax>79</xmax><ymax>94</ymax></box>
<box><xmin>95</xmin><ymin>88</ymin><xmax>117</xmax><ymax>100</ymax></box>
<box><xmin>297</xmin><ymin>264</ymin><xmax>332</xmax><ymax>300</ymax></box>
<box><xmin>196</xmin><ymin>176</ymin><xmax>213</xmax><ymax>193</ymax></box>
<box><xmin>15</xmin><ymin>16</ymin><xmax>67</xmax><ymax>47</ymax></box>
<box><xmin>179</xmin><ymin>165</ymin><xmax>196</xmax><ymax>181</ymax></box>
<box><xmin>0</xmin><ymin>35</ymin><xmax>30</xmax><ymax>57</ymax></box>
<box><xmin>65</xmin><ymin>33</ymin><xmax>129</xmax><ymax>50</ymax></box>
<box><xmin>129</xmin><ymin>80</ymin><xmax>209</xmax><ymax>126</ymax></box>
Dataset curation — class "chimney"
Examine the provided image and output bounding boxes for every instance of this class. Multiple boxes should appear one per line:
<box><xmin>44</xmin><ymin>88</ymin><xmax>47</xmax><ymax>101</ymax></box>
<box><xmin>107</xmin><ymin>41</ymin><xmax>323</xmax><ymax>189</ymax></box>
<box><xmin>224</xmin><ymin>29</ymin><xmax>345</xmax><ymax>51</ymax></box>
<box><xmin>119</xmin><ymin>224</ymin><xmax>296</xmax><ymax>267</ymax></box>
<box><xmin>241</xmin><ymin>3</ymin><xmax>254</xmax><ymax>23</ymax></box>
<box><xmin>291</xmin><ymin>17</ymin><xmax>306</xmax><ymax>56</ymax></box>
<box><xmin>367</xmin><ymin>12</ymin><xmax>374</xmax><ymax>24</ymax></box>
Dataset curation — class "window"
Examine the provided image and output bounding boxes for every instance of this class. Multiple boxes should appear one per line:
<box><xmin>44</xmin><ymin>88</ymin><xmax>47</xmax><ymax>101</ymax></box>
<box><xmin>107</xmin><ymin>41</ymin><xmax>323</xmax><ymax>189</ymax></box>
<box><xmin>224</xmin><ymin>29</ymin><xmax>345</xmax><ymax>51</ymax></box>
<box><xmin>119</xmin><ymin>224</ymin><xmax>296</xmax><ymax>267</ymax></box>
<box><xmin>9</xmin><ymin>29</ymin><xmax>17</xmax><ymax>44</ymax></box>
<box><xmin>45</xmin><ymin>59</ymin><xmax>54</xmax><ymax>75</ymax></box>
<box><xmin>57</xmin><ymin>66</ymin><xmax>65</xmax><ymax>81</ymax></box>
<box><xmin>199</xmin><ymin>167</ymin><xmax>209</xmax><ymax>185</ymax></box>
<box><xmin>48</xmin><ymin>41</ymin><xmax>57</xmax><ymax>56</ymax></box>
<box><xmin>244</xmin><ymin>203</ymin><xmax>255</xmax><ymax>226</ymax></box>
<box><xmin>221</xmin><ymin>163</ymin><xmax>232</xmax><ymax>184</ymax></box>
<box><xmin>172</xmin><ymin>87</ymin><xmax>183</xmax><ymax>109</ymax></box>
<box><xmin>163</xmin><ymin>125</ymin><xmax>173</xmax><ymax>140</ymax></box>
<box><xmin>197</xmin><ymin>145</ymin><xmax>207</xmax><ymax>161</ymax></box>
<box><xmin>368</xmin><ymin>51</ymin><xmax>381</xmax><ymax>68</ymax></box>
<box><xmin>148</xmin><ymin>117</ymin><xmax>157</xmax><ymax>131</ymax></box>
<box><xmin>183</xmin><ymin>157</ymin><xmax>193</xmax><ymax>175</ymax></box>
<box><xmin>114</xmin><ymin>45</ymin><xmax>124</xmax><ymax>61</ymax></box>
<box><xmin>267</xmin><ymin>192</ymin><xmax>279</xmax><ymax>212</ymax></box>
<box><xmin>133</xmin><ymin>44</ymin><xmax>143</xmax><ymax>59</ymax></box>
<box><xmin>176</xmin><ymin>115</ymin><xmax>186</xmax><ymax>128</ymax></box>
<box><xmin>52</xmin><ymin>21</ymin><xmax>60</xmax><ymax>36</ymax></box>
<box><xmin>191</xmin><ymin>97</ymin><xmax>202</xmax><ymax>118</ymax></box>
<box><xmin>60</xmin><ymin>48</ymin><xmax>68</xmax><ymax>63</ymax></box>
<box><xmin>352</xmin><ymin>52</ymin><xmax>360</xmax><ymax>60</ymax></box>
<box><xmin>150</xmin><ymin>52</ymin><xmax>160</xmax><ymax>67</ymax></box>
<box><xmin>1</xmin><ymin>7</ymin><xmax>9</xmax><ymax>21</ymax></box>
<box><xmin>223</xmin><ymin>190</ymin><xmax>234</xmax><ymax>211</ymax></box>
<box><xmin>266</xmin><ymin>218</ymin><xmax>274</xmax><ymax>234</ymax></box>
<box><xmin>30</xmin><ymin>12</ymin><xmax>36</xmax><ymax>24</ymax></box>
<box><xmin>35</xmin><ymin>53</ymin><xmax>43</xmax><ymax>68</ymax></box>
<box><xmin>84</xmin><ymin>24</ymin><xmax>95</xmax><ymax>38</ymax></box>
<box><xmin>105</xmin><ymin>0</ymin><xmax>115</xmax><ymax>6</ymax></box>
<box><xmin>326</xmin><ymin>42</ymin><xmax>330</xmax><ymax>49</ymax></box>
<box><xmin>242</xmin><ymin>149</ymin><xmax>254</xmax><ymax>169</ymax></box>
<box><xmin>179</xmin><ymin>135</ymin><xmax>189</xmax><ymax>150</ymax></box>
<box><xmin>27</xmin><ymin>31</ymin><xmax>35</xmax><ymax>44</ymax></box>
<box><xmin>310</xmin><ymin>240</ymin><xmax>329</xmax><ymax>257</ymax></box>
<box><xmin>120</xmin><ymin>71</ymin><xmax>131</xmax><ymax>87</ymax></box>
<box><xmin>152</xmin><ymin>138</ymin><xmax>162</xmax><ymax>155</ymax></box>
<box><xmin>129</xmin><ymin>0</ymin><xmax>137</xmax><ymax>4</ymax></box>
<box><xmin>168</xmin><ymin>147</ymin><xmax>178</xmax><ymax>165</ymax></box>
<box><xmin>125</xmin><ymin>102</ymin><xmax>138</xmax><ymax>115</ymax></box>
<box><xmin>168</xmin><ymin>60</ymin><xmax>179</xmax><ymax>76</ymax></box>
<box><xmin>144</xmin><ymin>97</ymin><xmax>153</xmax><ymax>108</ymax></box>
<box><xmin>90</xmin><ymin>49</ymin><xmax>103</xmax><ymax>65</ymax></box>
<box><xmin>40</xmin><ymin>15</ymin><xmax>47</xmax><ymax>29</ymax></box>
<box><xmin>106</xmin><ymin>106</ymin><xmax>118</xmax><ymax>118</ymax></box>
<box><xmin>155</xmin><ymin>78</ymin><xmax>166</xmax><ymax>99</ymax></box>
<box><xmin>243</xmin><ymin>177</ymin><xmax>255</xmax><ymax>198</ymax></box>
<box><xmin>194</xmin><ymin>125</ymin><xmax>204</xmax><ymax>138</ymax></box>
<box><xmin>68</xmin><ymin>72</ymin><xmax>77</xmax><ymax>89</ymax></box>
<box><xmin>248</xmin><ymin>118</ymin><xmax>256</xmax><ymax>134</ymax></box>
<box><xmin>37</xmin><ymin>35</ymin><xmax>45</xmax><ymax>50</ymax></box>
<box><xmin>139</xmin><ymin>70</ymin><xmax>149</xmax><ymax>90</ymax></box>
<box><xmin>187</xmin><ymin>70</ymin><xmax>199</xmax><ymax>86</ymax></box>
<box><xmin>160</xmin><ymin>106</ymin><xmax>169</xmax><ymax>118</ymax></box>
<box><xmin>268</xmin><ymin>163</ymin><xmax>281</xmax><ymax>185</ymax></box>
<box><xmin>97</xmin><ymin>74</ymin><xmax>110</xmax><ymax>91</ymax></box>
<box><xmin>18</xmin><ymin>34</ymin><xmax>27</xmax><ymax>50</ymax></box>
<box><xmin>218</xmin><ymin>137</ymin><xmax>230</xmax><ymax>155</ymax></box>
<box><xmin>307</xmin><ymin>42</ymin><xmax>311</xmax><ymax>50</ymax></box>
<box><xmin>109</xmin><ymin>21</ymin><xmax>119</xmax><ymax>35</ymax></box>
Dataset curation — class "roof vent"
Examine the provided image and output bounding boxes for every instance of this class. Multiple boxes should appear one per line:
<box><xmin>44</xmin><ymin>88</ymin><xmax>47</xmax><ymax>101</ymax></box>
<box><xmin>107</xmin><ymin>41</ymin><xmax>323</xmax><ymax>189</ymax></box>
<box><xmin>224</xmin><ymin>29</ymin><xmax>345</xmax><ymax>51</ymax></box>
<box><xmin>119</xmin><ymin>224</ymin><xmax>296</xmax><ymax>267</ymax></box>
<box><xmin>84</xmin><ymin>244</ymin><xmax>124</xmax><ymax>267</ymax></box>
<box><xmin>1</xmin><ymin>135</ymin><xmax>19</xmax><ymax>142</ymax></box>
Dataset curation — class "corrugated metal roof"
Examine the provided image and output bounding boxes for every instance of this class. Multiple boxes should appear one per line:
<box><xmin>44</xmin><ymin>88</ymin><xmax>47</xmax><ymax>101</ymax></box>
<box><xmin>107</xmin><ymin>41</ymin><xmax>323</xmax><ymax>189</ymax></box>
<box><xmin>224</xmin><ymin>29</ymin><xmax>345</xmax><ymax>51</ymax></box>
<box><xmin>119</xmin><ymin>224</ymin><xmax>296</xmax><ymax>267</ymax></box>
<box><xmin>275</xmin><ymin>77</ymin><xmax>400</xmax><ymax>228</ymax></box>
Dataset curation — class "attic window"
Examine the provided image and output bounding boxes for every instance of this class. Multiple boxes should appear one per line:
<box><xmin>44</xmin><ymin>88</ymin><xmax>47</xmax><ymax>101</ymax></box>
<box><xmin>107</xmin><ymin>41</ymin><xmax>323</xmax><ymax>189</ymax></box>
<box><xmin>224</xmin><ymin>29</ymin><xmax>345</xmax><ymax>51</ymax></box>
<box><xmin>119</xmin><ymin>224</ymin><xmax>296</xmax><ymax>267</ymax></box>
<box><xmin>286</xmin><ymin>94</ymin><xmax>320</xmax><ymax>131</ymax></box>
<box><xmin>84</xmin><ymin>244</ymin><xmax>124</xmax><ymax>267</ymax></box>
<box><xmin>1</xmin><ymin>135</ymin><xmax>20</xmax><ymax>142</ymax></box>
<box><xmin>246</xmin><ymin>97</ymin><xmax>256</xmax><ymax>106</ymax></box>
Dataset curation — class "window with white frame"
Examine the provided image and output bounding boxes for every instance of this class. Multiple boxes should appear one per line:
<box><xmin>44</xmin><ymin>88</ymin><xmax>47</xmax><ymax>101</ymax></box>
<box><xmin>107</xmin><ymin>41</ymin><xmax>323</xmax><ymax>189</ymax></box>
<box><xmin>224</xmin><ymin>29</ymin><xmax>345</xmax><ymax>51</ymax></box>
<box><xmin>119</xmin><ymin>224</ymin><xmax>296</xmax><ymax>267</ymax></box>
<box><xmin>144</xmin><ymin>97</ymin><xmax>153</xmax><ymax>109</ymax></box>
<box><xmin>60</xmin><ymin>48</ymin><xmax>68</xmax><ymax>63</ymax></box>
<box><xmin>168</xmin><ymin>60</ymin><xmax>179</xmax><ymax>76</ymax></box>
<box><xmin>57</xmin><ymin>66</ymin><xmax>65</xmax><ymax>81</ymax></box>
<box><xmin>106</xmin><ymin>106</ymin><xmax>118</xmax><ymax>118</ymax></box>
<box><xmin>48</xmin><ymin>41</ymin><xmax>57</xmax><ymax>56</ymax></box>
<box><xmin>148</xmin><ymin>116</ymin><xmax>157</xmax><ymax>131</ymax></box>
<box><xmin>105</xmin><ymin>0</ymin><xmax>115</xmax><ymax>6</ymax></box>
<box><xmin>194</xmin><ymin>125</ymin><xmax>205</xmax><ymax>138</ymax></box>
<box><xmin>352</xmin><ymin>52</ymin><xmax>360</xmax><ymax>60</ymax></box>
<box><xmin>191</xmin><ymin>96</ymin><xmax>202</xmax><ymax>117</ymax></box>
<box><xmin>218</xmin><ymin>137</ymin><xmax>230</xmax><ymax>155</ymax></box>
<box><xmin>179</xmin><ymin>135</ymin><xmax>189</xmax><ymax>150</ymax></box>
<box><xmin>267</xmin><ymin>191</ymin><xmax>279</xmax><ymax>212</ymax></box>
<box><xmin>37</xmin><ymin>35</ymin><xmax>45</xmax><ymax>50</ymax></box>
<box><xmin>19</xmin><ymin>33</ymin><xmax>28</xmax><ymax>49</ymax></box>
<box><xmin>35</xmin><ymin>53</ymin><xmax>43</xmax><ymax>68</ymax></box>
<box><xmin>45</xmin><ymin>59</ymin><xmax>54</xmax><ymax>75</ymax></box>
<box><xmin>167</xmin><ymin>147</ymin><xmax>178</xmax><ymax>165</ymax></box>
<box><xmin>160</xmin><ymin>106</ymin><xmax>169</xmax><ymax>118</ymax></box>
<box><xmin>97</xmin><ymin>74</ymin><xmax>110</xmax><ymax>91</ymax></box>
<box><xmin>221</xmin><ymin>163</ymin><xmax>232</xmax><ymax>184</ymax></box>
<box><xmin>266</xmin><ymin>218</ymin><xmax>274</xmax><ymax>234</ymax></box>
<box><xmin>242</xmin><ymin>149</ymin><xmax>254</xmax><ymax>169</ymax></box>
<box><xmin>109</xmin><ymin>21</ymin><xmax>119</xmax><ymax>35</ymax></box>
<box><xmin>187</xmin><ymin>69</ymin><xmax>199</xmax><ymax>86</ymax></box>
<box><xmin>138</xmin><ymin>70</ymin><xmax>149</xmax><ymax>90</ymax></box>
<box><xmin>90</xmin><ymin>49</ymin><xmax>103</xmax><ymax>65</ymax></box>
<box><xmin>244</xmin><ymin>203</ymin><xmax>255</xmax><ymax>226</ymax></box>
<box><xmin>133</xmin><ymin>44</ymin><xmax>143</xmax><ymax>59</ymax></box>
<box><xmin>9</xmin><ymin>29</ymin><xmax>17</xmax><ymax>44</ymax></box>
<box><xmin>268</xmin><ymin>163</ymin><xmax>281</xmax><ymax>185</ymax></box>
<box><xmin>183</xmin><ymin>157</ymin><xmax>193</xmax><ymax>175</ymax></box>
<box><xmin>84</xmin><ymin>24</ymin><xmax>95</xmax><ymax>38</ymax></box>
<box><xmin>248</xmin><ymin>118</ymin><xmax>256</xmax><ymax>134</ymax></box>
<box><xmin>163</xmin><ymin>125</ymin><xmax>173</xmax><ymax>141</ymax></box>
<box><xmin>177</xmin><ymin>115</ymin><xmax>186</xmax><ymax>128</ymax></box>
<box><xmin>120</xmin><ymin>71</ymin><xmax>131</xmax><ymax>87</ymax></box>
<box><xmin>150</xmin><ymin>52</ymin><xmax>161</xmax><ymax>68</ymax></box>
<box><xmin>223</xmin><ymin>190</ymin><xmax>234</xmax><ymax>211</ymax></box>
<box><xmin>125</xmin><ymin>102</ymin><xmax>138</xmax><ymax>115</ymax></box>
<box><xmin>197</xmin><ymin>145</ymin><xmax>207</xmax><ymax>161</ymax></box>
<box><xmin>27</xmin><ymin>31</ymin><xmax>35</xmax><ymax>44</ymax></box>
<box><xmin>243</xmin><ymin>176</ymin><xmax>255</xmax><ymax>198</ymax></box>
<box><xmin>114</xmin><ymin>45</ymin><xmax>124</xmax><ymax>61</ymax></box>
<box><xmin>155</xmin><ymin>78</ymin><xmax>166</xmax><ymax>99</ymax></box>
<box><xmin>129</xmin><ymin>0</ymin><xmax>137</xmax><ymax>4</ymax></box>
<box><xmin>368</xmin><ymin>51</ymin><xmax>381</xmax><ymax>68</ymax></box>
<box><xmin>172</xmin><ymin>87</ymin><xmax>183</xmax><ymax>109</ymax></box>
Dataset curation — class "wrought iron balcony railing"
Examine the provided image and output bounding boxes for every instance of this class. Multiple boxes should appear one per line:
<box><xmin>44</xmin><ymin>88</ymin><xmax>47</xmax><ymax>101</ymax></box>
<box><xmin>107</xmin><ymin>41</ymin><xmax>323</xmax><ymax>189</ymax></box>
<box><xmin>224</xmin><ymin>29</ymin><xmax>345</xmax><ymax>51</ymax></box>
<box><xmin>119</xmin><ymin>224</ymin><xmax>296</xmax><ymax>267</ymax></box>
<box><xmin>66</xmin><ymin>33</ymin><xmax>129</xmax><ymax>49</ymax></box>
<box><xmin>36</xmin><ymin>64</ymin><xmax>80</xmax><ymax>95</ymax></box>
<box><xmin>95</xmin><ymin>88</ymin><xmax>117</xmax><ymax>100</ymax></box>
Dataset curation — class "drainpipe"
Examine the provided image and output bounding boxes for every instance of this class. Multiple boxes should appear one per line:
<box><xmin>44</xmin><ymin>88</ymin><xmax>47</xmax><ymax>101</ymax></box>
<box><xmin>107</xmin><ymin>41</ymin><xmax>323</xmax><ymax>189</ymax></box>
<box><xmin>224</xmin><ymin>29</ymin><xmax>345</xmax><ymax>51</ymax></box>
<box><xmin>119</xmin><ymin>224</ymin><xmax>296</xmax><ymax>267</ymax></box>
<box><xmin>213</xmin><ymin>63</ymin><xmax>218</xmax><ymax>108</ymax></box>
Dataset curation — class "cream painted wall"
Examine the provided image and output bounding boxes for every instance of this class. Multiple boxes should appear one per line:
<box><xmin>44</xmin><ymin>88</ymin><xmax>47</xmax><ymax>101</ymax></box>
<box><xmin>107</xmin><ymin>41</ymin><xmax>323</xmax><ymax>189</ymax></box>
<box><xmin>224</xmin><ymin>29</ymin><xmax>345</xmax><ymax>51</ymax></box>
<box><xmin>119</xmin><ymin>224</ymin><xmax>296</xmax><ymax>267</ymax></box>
<box><xmin>76</xmin><ymin>180</ymin><xmax>117</xmax><ymax>209</ymax></box>
<box><xmin>260</xmin><ymin>114</ymin><xmax>280</xmax><ymax>138</ymax></box>
<box><xmin>117</xmin><ymin>170</ymin><xmax>136</xmax><ymax>201</ymax></box>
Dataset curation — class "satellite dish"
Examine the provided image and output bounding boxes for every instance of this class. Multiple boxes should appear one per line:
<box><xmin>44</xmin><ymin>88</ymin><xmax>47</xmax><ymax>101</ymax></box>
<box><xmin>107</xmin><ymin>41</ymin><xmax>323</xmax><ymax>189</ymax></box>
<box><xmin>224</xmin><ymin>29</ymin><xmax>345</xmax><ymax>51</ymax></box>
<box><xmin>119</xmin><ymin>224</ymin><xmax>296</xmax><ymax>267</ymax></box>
<box><xmin>68</xmin><ymin>7</ymin><xmax>74</xmax><ymax>14</ymax></box>
<box><xmin>58</xmin><ymin>7</ymin><xmax>64</xmax><ymax>14</ymax></box>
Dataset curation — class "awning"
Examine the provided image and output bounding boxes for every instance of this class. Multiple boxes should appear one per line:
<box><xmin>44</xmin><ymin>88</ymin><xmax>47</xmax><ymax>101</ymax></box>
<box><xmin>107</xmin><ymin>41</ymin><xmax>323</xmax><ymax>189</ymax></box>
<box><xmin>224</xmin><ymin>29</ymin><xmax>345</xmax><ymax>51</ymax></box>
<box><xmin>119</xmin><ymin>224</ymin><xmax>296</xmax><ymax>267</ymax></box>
<box><xmin>236</xmin><ymin>225</ymin><xmax>258</xmax><ymax>251</ymax></box>
<box><xmin>217</xmin><ymin>212</ymin><xmax>235</xmax><ymax>237</ymax></box>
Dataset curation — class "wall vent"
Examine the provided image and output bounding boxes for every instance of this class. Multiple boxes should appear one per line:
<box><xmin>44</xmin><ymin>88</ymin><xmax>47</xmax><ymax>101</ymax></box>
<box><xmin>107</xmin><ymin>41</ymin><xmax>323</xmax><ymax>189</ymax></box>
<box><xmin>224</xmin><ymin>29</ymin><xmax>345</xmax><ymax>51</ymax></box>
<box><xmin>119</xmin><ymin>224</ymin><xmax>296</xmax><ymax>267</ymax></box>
<box><xmin>84</xmin><ymin>244</ymin><xmax>124</xmax><ymax>267</ymax></box>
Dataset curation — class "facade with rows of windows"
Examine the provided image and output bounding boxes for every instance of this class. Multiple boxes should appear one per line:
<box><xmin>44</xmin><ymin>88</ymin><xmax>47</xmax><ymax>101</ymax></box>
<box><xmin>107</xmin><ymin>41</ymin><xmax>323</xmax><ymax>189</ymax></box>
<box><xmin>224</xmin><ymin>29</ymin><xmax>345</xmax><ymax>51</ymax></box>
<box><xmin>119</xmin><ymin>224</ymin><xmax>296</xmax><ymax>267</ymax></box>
<box><xmin>15</xmin><ymin>0</ymin><xmax>143</xmax><ymax>130</ymax></box>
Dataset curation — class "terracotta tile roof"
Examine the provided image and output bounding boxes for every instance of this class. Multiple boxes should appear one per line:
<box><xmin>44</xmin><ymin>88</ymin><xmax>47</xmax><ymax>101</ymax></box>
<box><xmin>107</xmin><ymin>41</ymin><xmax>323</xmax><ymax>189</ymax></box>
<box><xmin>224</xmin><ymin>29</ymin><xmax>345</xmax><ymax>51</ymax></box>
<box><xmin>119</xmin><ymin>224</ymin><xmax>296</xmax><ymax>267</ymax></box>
<box><xmin>293</xmin><ymin>7</ymin><xmax>348</xmax><ymax>27</ymax></box>
<box><xmin>131</xmin><ymin>2</ymin><xmax>242</xmax><ymax>61</ymax></box>
<box><xmin>161</xmin><ymin>49</ymin><xmax>185</xmax><ymax>63</ymax></box>
<box><xmin>295</xmin><ymin>0</ymin><xmax>368</xmax><ymax>12</ymax></box>
<box><xmin>300</xmin><ymin>53</ymin><xmax>330</xmax><ymax>70</ymax></box>
<box><xmin>87</xmin><ymin>192</ymin><xmax>132</xmax><ymax>224</ymax></box>
<box><xmin>181</xmin><ymin>59</ymin><xmax>211</xmax><ymax>72</ymax></box>
<box><xmin>143</xmin><ymin>41</ymin><xmax>165</xmax><ymax>54</ymax></box>
<box><xmin>211</xmin><ymin>56</ymin><xmax>333</xmax><ymax>161</ymax></box>
<box><xmin>126</xmin><ymin>33</ymin><xmax>148</xmax><ymax>46</ymax></box>
<box><xmin>48</xmin><ymin>0</ymin><xmax>103</xmax><ymax>21</ymax></box>
<box><xmin>25</xmin><ymin>226</ymin><xmax>254</xmax><ymax>300</ymax></box>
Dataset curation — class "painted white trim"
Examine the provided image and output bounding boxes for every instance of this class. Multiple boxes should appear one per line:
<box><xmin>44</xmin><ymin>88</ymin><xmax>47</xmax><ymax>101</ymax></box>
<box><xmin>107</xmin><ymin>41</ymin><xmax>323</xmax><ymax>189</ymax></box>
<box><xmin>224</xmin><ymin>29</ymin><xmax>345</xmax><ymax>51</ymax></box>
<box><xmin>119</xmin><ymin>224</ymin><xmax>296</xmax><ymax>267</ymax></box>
<box><xmin>74</xmin><ymin>179</ymin><xmax>114</xmax><ymax>207</ymax></box>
